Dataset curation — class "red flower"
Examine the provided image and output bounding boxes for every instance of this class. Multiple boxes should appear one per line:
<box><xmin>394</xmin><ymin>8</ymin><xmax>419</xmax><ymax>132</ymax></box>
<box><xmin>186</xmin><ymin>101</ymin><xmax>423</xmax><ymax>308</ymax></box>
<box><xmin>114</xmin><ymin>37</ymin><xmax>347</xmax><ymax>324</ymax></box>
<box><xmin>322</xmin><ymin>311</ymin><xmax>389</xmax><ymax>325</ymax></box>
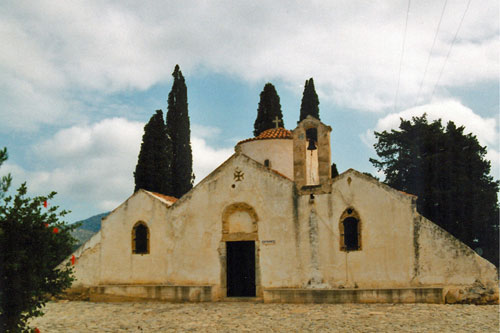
<box><xmin>52</xmin><ymin>227</ymin><xmax>59</xmax><ymax>234</ymax></box>
<box><xmin>34</xmin><ymin>328</ymin><xmax>40</xmax><ymax>333</ymax></box>
<box><xmin>44</xmin><ymin>223</ymin><xmax>48</xmax><ymax>228</ymax></box>
<box><xmin>71</xmin><ymin>255</ymin><xmax>76</xmax><ymax>265</ymax></box>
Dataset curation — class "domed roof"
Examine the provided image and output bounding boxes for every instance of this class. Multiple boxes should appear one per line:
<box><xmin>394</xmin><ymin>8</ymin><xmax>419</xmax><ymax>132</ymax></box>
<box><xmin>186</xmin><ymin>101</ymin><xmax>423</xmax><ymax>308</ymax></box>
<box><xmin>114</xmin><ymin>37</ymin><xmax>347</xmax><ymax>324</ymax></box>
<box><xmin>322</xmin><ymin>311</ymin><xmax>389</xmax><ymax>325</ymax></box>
<box><xmin>237</xmin><ymin>127</ymin><xmax>292</xmax><ymax>144</ymax></box>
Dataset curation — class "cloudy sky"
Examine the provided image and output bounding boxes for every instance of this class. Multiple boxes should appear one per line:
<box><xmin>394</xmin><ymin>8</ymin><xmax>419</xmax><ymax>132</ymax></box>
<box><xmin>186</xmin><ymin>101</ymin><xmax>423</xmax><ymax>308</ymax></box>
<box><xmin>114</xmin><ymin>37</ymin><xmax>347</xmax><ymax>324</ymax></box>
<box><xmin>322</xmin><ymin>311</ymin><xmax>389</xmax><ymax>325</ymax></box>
<box><xmin>1</xmin><ymin>0</ymin><xmax>498</xmax><ymax>222</ymax></box>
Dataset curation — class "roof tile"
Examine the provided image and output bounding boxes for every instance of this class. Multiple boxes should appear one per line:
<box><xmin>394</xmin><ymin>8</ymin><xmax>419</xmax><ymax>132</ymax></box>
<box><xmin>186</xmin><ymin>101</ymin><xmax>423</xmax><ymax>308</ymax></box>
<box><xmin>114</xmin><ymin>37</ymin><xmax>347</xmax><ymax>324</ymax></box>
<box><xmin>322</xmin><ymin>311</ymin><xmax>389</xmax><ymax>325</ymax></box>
<box><xmin>238</xmin><ymin>127</ymin><xmax>292</xmax><ymax>144</ymax></box>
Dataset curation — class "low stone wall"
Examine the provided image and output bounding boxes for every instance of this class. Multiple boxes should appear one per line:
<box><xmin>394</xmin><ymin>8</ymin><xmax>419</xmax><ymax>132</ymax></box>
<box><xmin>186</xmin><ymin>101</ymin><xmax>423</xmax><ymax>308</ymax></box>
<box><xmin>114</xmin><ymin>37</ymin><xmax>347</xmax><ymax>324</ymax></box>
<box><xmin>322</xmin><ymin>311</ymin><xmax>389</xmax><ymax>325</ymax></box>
<box><xmin>89</xmin><ymin>285</ymin><xmax>213</xmax><ymax>302</ymax></box>
<box><xmin>263</xmin><ymin>288</ymin><xmax>444</xmax><ymax>304</ymax></box>
<box><xmin>66</xmin><ymin>285</ymin><xmax>500</xmax><ymax>304</ymax></box>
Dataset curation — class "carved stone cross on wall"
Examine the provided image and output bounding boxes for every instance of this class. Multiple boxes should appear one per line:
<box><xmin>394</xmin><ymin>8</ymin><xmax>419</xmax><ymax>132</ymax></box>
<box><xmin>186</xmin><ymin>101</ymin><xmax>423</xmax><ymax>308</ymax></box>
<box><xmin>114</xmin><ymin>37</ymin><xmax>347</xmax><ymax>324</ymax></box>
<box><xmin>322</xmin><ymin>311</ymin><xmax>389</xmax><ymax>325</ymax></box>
<box><xmin>234</xmin><ymin>167</ymin><xmax>244</xmax><ymax>181</ymax></box>
<box><xmin>272</xmin><ymin>116</ymin><xmax>282</xmax><ymax>128</ymax></box>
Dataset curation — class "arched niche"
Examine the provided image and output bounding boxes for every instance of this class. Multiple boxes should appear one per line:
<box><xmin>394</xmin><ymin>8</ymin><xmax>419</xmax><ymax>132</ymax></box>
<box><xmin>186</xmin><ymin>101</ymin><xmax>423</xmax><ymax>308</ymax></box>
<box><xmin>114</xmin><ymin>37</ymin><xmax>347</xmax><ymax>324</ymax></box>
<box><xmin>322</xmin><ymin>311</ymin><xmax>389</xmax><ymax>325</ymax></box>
<box><xmin>221</xmin><ymin>202</ymin><xmax>259</xmax><ymax>241</ymax></box>
<box><xmin>339</xmin><ymin>208</ymin><xmax>362</xmax><ymax>252</ymax></box>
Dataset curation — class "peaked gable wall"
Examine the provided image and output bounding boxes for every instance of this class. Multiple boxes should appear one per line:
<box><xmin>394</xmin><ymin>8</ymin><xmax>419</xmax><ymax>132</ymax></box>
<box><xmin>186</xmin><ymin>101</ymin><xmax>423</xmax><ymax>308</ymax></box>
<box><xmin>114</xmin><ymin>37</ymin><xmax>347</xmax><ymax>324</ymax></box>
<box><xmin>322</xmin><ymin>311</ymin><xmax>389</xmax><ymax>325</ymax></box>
<box><xmin>292</xmin><ymin>169</ymin><xmax>417</xmax><ymax>288</ymax></box>
<box><xmin>99</xmin><ymin>190</ymin><xmax>171</xmax><ymax>284</ymax></box>
<box><xmin>161</xmin><ymin>153</ymin><xmax>302</xmax><ymax>295</ymax></box>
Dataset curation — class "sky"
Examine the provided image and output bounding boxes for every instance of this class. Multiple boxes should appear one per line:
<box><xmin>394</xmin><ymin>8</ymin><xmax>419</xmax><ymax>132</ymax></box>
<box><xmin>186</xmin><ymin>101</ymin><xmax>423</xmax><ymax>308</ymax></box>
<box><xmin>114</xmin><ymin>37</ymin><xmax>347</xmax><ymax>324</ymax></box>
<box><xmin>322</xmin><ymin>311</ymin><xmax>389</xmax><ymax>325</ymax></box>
<box><xmin>1</xmin><ymin>0</ymin><xmax>498</xmax><ymax>222</ymax></box>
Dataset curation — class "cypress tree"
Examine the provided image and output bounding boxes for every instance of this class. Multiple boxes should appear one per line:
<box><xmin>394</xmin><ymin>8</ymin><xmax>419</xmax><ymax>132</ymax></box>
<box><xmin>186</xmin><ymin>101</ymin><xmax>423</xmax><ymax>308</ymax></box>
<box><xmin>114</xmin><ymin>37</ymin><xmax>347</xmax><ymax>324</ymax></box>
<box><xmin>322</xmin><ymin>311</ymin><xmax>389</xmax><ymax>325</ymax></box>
<box><xmin>253</xmin><ymin>83</ymin><xmax>284</xmax><ymax>136</ymax></box>
<box><xmin>134</xmin><ymin>110</ymin><xmax>173</xmax><ymax>195</ymax></box>
<box><xmin>166</xmin><ymin>65</ymin><xmax>194</xmax><ymax>198</ymax></box>
<box><xmin>299</xmin><ymin>78</ymin><xmax>320</xmax><ymax>121</ymax></box>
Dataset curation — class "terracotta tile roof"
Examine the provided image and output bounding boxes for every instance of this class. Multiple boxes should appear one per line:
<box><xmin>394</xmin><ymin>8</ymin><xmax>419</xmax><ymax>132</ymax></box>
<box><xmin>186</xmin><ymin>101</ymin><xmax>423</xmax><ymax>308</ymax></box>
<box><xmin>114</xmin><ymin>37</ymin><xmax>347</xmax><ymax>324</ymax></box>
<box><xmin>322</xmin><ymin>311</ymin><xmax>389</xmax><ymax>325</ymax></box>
<box><xmin>238</xmin><ymin>127</ymin><xmax>292</xmax><ymax>144</ymax></box>
<box><xmin>148</xmin><ymin>191</ymin><xmax>178</xmax><ymax>204</ymax></box>
<box><xmin>270</xmin><ymin>168</ymin><xmax>292</xmax><ymax>181</ymax></box>
<box><xmin>397</xmin><ymin>190</ymin><xmax>417</xmax><ymax>198</ymax></box>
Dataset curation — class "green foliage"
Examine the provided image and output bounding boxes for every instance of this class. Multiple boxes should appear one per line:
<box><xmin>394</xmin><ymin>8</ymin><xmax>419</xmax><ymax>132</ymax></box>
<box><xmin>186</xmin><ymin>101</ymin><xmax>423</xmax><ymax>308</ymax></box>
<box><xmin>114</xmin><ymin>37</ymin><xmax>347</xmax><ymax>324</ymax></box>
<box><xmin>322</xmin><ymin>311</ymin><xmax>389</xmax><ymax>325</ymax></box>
<box><xmin>331</xmin><ymin>163</ymin><xmax>339</xmax><ymax>178</ymax></box>
<box><xmin>299</xmin><ymin>78</ymin><xmax>320</xmax><ymax>121</ymax></box>
<box><xmin>370</xmin><ymin>115</ymin><xmax>499</xmax><ymax>266</ymax></box>
<box><xmin>253</xmin><ymin>83</ymin><xmax>284</xmax><ymax>136</ymax></box>
<box><xmin>134</xmin><ymin>110</ymin><xmax>173</xmax><ymax>195</ymax></box>
<box><xmin>0</xmin><ymin>148</ymin><xmax>77</xmax><ymax>332</ymax></box>
<box><xmin>166</xmin><ymin>65</ymin><xmax>194</xmax><ymax>198</ymax></box>
<box><xmin>0</xmin><ymin>148</ymin><xmax>12</xmax><ymax>197</ymax></box>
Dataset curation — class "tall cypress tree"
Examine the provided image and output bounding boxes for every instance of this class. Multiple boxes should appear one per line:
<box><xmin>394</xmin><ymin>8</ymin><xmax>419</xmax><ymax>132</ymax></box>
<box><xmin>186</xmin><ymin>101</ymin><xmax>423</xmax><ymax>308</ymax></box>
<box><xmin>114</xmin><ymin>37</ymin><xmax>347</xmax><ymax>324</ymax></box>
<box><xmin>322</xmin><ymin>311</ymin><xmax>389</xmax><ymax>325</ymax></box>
<box><xmin>299</xmin><ymin>78</ymin><xmax>320</xmax><ymax>121</ymax></box>
<box><xmin>166</xmin><ymin>65</ymin><xmax>194</xmax><ymax>198</ymax></box>
<box><xmin>253</xmin><ymin>83</ymin><xmax>284</xmax><ymax>136</ymax></box>
<box><xmin>134</xmin><ymin>110</ymin><xmax>173</xmax><ymax>194</ymax></box>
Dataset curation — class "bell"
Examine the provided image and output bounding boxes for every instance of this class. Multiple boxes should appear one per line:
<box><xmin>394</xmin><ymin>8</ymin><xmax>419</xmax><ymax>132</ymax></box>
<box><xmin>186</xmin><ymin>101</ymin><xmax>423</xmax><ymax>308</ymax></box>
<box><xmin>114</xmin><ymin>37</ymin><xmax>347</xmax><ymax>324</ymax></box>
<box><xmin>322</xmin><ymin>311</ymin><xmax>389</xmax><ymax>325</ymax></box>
<box><xmin>307</xmin><ymin>138</ymin><xmax>317</xmax><ymax>151</ymax></box>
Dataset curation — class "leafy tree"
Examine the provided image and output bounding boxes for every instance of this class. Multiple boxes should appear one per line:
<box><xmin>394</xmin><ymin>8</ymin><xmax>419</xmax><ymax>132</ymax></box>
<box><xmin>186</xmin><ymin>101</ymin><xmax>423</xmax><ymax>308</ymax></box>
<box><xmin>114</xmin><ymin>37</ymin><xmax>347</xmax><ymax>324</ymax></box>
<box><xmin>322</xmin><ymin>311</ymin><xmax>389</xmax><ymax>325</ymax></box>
<box><xmin>166</xmin><ymin>65</ymin><xmax>194</xmax><ymax>198</ymax></box>
<box><xmin>253</xmin><ymin>83</ymin><xmax>284</xmax><ymax>136</ymax></box>
<box><xmin>134</xmin><ymin>110</ymin><xmax>173</xmax><ymax>195</ymax></box>
<box><xmin>299</xmin><ymin>78</ymin><xmax>320</xmax><ymax>121</ymax></box>
<box><xmin>0</xmin><ymin>148</ymin><xmax>77</xmax><ymax>332</ymax></box>
<box><xmin>370</xmin><ymin>115</ymin><xmax>499</xmax><ymax>266</ymax></box>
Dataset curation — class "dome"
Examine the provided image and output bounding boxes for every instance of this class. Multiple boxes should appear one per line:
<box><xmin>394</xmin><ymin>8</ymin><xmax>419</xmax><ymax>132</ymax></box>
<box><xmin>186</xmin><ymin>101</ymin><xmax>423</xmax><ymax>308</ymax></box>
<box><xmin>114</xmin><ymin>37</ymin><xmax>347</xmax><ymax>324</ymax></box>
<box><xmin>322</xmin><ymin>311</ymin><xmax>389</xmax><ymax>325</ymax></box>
<box><xmin>236</xmin><ymin>127</ymin><xmax>293</xmax><ymax>179</ymax></box>
<box><xmin>237</xmin><ymin>127</ymin><xmax>292</xmax><ymax>144</ymax></box>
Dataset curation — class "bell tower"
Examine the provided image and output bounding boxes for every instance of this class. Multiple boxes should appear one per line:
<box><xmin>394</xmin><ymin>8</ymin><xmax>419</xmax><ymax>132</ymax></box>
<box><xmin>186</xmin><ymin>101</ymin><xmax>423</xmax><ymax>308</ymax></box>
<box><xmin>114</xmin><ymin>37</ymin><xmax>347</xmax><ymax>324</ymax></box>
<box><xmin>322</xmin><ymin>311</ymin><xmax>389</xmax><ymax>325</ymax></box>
<box><xmin>292</xmin><ymin>116</ymin><xmax>332</xmax><ymax>194</ymax></box>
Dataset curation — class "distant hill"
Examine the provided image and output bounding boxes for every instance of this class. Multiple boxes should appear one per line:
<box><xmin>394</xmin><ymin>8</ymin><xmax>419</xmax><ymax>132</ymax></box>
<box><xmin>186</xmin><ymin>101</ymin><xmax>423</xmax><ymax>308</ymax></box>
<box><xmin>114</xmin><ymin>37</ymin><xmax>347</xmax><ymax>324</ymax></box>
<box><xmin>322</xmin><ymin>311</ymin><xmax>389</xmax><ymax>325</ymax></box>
<box><xmin>71</xmin><ymin>212</ymin><xmax>109</xmax><ymax>250</ymax></box>
<box><xmin>73</xmin><ymin>212</ymin><xmax>109</xmax><ymax>232</ymax></box>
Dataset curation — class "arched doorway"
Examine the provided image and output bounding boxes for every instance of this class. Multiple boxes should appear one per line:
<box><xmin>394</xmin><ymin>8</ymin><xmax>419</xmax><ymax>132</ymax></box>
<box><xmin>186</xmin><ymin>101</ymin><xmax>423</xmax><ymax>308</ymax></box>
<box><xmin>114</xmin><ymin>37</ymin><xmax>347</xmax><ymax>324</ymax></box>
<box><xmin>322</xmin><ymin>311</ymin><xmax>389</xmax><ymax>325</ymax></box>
<box><xmin>220</xmin><ymin>203</ymin><xmax>260</xmax><ymax>298</ymax></box>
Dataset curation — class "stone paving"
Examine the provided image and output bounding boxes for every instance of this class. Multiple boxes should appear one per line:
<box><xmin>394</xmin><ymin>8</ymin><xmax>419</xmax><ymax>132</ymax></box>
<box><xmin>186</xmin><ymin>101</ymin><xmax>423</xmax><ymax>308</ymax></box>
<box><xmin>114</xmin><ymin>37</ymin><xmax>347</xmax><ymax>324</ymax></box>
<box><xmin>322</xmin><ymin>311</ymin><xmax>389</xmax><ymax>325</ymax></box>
<box><xmin>30</xmin><ymin>301</ymin><xmax>499</xmax><ymax>332</ymax></box>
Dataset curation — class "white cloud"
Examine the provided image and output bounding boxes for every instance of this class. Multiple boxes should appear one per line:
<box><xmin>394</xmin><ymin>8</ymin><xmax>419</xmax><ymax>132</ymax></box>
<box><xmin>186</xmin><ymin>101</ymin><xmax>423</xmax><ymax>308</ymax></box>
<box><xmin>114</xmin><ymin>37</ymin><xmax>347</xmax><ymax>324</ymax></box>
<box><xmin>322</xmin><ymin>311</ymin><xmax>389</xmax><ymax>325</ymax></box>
<box><xmin>192</xmin><ymin>137</ymin><xmax>233</xmax><ymax>183</ymax></box>
<box><xmin>375</xmin><ymin>100</ymin><xmax>497</xmax><ymax>147</ymax></box>
<box><xmin>30</xmin><ymin>118</ymin><xmax>144</xmax><ymax>210</ymax></box>
<box><xmin>0</xmin><ymin>0</ymin><xmax>498</xmax><ymax>132</ymax></box>
<box><xmin>4</xmin><ymin>118</ymin><xmax>233</xmax><ymax>211</ymax></box>
<box><xmin>364</xmin><ymin>99</ymin><xmax>499</xmax><ymax>176</ymax></box>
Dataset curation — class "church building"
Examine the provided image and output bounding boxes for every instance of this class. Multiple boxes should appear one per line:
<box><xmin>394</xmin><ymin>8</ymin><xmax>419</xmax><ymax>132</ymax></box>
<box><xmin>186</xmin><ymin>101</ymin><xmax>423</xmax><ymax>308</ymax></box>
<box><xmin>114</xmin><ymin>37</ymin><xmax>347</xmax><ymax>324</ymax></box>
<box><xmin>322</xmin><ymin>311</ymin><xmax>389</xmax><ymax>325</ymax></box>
<box><xmin>66</xmin><ymin>116</ymin><xmax>498</xmax><ymax>304</ymax></box>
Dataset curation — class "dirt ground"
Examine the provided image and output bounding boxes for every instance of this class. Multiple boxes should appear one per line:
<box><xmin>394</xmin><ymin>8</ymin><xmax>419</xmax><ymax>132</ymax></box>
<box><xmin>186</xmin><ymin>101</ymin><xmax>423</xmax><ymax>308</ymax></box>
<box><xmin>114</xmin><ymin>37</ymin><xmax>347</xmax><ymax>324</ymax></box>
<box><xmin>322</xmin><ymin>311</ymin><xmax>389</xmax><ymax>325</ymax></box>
<box><xmin>28</xmin><ymin>301</ymin><xmax>500</xmax><ymax>332</ymax></box>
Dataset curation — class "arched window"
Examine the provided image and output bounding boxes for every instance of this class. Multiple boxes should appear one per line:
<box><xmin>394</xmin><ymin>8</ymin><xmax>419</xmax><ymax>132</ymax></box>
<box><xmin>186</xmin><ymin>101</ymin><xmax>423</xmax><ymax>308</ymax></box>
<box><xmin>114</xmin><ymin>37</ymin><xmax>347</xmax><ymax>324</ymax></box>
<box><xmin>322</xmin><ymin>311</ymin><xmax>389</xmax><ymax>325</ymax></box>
<box><xmin>339</xmin><ymin>208</ymin><xmax>361</xmax><ymax>251</ymax></box>
<box><xmin>264</xmin><ymin>159</ymin><xmax>270</xmax><ymax>168</ymax></box>
<box><xmin>132</xmin><ymin>222</ymin><xmax>149</xmax><ymax>254</ymax></box>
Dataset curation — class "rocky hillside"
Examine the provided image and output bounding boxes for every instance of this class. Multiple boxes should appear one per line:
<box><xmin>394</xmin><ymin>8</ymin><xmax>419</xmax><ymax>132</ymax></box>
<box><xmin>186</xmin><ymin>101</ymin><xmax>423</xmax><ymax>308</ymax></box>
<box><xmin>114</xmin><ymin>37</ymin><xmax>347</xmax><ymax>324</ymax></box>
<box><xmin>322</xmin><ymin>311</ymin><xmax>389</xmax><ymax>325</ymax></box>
<box><xmin>71</xmin><ymin>212</ymin><xmax>109</xmax><ymax>250</ymax></box>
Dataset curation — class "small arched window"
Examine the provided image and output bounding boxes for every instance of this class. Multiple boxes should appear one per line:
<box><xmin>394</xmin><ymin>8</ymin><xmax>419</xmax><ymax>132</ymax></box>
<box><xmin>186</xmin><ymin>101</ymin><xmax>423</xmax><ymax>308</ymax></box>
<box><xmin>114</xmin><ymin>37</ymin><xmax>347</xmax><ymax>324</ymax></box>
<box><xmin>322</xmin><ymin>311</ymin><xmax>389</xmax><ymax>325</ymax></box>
<box><xmin>264</xmin><ymin>159</ymin><xmax>271</xmax><ymax>167</ymax></box>
<box><xmin>132</xmin><ymin>222</ymin><xmax>149</xmax><ymax>254</ymax></box>
<box><xmin>339</xmin><ymin>208</ymin><xmax>361</xmax><ymax>252</ymax></box>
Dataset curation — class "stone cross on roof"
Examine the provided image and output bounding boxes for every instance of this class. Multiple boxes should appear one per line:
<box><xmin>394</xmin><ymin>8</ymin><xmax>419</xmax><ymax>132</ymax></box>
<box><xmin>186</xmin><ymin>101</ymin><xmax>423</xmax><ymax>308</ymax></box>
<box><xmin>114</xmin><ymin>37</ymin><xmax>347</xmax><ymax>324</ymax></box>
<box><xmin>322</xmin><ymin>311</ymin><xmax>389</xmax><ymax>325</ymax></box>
<box><xmin>272</xmin><ymin>116</ymin><xmax>282</xmax><ymax>128</ymax></box>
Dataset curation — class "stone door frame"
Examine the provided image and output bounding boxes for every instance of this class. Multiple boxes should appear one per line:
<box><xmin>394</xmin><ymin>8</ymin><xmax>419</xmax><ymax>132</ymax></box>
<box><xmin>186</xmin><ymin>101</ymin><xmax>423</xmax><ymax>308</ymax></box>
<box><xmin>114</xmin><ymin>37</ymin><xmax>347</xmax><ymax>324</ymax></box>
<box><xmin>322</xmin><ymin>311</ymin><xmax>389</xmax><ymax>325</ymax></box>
<box><xmin>219</xmin><ymin>202</ymin><xmax>262</xmax><ymax>298</ymax></box>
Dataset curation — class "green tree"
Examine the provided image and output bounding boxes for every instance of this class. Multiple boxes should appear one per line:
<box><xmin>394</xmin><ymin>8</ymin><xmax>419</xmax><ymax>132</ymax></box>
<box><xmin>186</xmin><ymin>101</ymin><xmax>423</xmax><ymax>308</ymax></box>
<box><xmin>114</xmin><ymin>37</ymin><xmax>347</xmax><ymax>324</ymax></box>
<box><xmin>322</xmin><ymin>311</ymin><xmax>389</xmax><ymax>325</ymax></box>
<box><xmin>299</xmin><ymin>78</ymin><xmax>320</xmax><ymax>121</ymax></box>
<box><xmin>166</xmin><ymin>65</ymin><xmax>194</xmax><ymax>198</ymax></box>
<box><xmin>370</xmin><ymin>115</ymin><xmax>499</xmax><ymax>266</ymax></box>
<box><xmin>331</xmin><ymin>163</ymin><xmax>339</xmax><ymax>178</ymax></box>
<box><xmin>0</xmin><ymin>148</ymin><xmax>76</xmax><ymax>332</ymax></box>
<box><xmin>134</xmin><ymin>110</ymin><xmax>173</xmax><ymax>195</ymax></box>
<box><xmin>253</xmin><ymin>83</ymin><xmax>284</xmax><ymax>136</ymax></box>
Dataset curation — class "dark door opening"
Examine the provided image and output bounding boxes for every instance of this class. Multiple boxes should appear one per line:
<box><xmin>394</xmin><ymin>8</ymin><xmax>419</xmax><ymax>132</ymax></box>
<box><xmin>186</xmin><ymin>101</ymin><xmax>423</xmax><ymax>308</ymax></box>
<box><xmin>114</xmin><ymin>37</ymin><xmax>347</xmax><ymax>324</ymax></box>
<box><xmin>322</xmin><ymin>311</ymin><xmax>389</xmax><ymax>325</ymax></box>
<box><xmin>226</xmin><ymin>241</ymin><xmax>256</xmax><ymax>297</ymax></box>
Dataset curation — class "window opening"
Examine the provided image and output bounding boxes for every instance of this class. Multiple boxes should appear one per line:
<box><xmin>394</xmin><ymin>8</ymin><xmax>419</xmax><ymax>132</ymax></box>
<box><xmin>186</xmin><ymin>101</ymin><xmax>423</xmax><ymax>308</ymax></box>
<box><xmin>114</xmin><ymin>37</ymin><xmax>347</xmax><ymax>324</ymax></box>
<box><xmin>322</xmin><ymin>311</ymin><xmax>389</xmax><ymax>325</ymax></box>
<box><xmin>343</xmin><ymin>217</ymin><xmax>359</xmax><ymax>251</ymax></box>
<box><xmin>339</xmin><ymin>208</ymin><xmax>361</xmax><ymax>252</ymax></box>
<box><xmin>132</xmin><ymin>222</ymin><xmax>149</xmax><ymax>254</ymax></box>
<box><xmin>264</xmin><ymin>159</ymin><xmax>270</xmax><ymax>167</ymax></box>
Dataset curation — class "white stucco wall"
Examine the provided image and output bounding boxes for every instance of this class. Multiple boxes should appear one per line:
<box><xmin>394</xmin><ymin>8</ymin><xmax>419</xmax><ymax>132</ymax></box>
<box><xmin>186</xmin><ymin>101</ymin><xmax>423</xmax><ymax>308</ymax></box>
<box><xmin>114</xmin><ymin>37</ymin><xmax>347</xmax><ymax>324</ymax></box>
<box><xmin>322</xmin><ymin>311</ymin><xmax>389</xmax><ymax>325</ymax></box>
<box><xmin>67</xmin><ymin>159</ymin><xmax>497</xmax><ymax>299</ymax></box>
<box><xmin>163</xmin><ymin>153</ymin><xmax>299</xmax><ymax>294</ymax></box>
<box><xmin>293</xmin><ymin>170</ymin><xmax>417</xmax><ymax>289</ymax></box>
<box><xmin>69</xmin><ymin>232</ymin><xmax>101</xmax><ymax>287</ymax></box>
<box><xmin>237</xmin><ymin>139</ymin><xmax>293</xmax><ymax>179</ymax></box>
<box><xmin>417</xmin><ymin>215</ymin><xmax>498</xmax><ymax>287</ymax></box>
<box><xmin>99</xmin><ymin>190</ymin><xmax>172</xmax><ymax>284</ymax></box>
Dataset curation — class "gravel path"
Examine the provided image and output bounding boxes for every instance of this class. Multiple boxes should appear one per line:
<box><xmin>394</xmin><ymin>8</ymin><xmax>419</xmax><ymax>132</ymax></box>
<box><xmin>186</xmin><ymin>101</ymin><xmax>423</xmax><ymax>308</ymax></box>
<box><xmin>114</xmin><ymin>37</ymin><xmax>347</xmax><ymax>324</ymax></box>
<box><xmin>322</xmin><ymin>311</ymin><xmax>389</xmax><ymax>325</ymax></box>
<box><xmin>30</xmin><ymin>301</ymin><xmax>499</xmax><ymax>332</ymax></box>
